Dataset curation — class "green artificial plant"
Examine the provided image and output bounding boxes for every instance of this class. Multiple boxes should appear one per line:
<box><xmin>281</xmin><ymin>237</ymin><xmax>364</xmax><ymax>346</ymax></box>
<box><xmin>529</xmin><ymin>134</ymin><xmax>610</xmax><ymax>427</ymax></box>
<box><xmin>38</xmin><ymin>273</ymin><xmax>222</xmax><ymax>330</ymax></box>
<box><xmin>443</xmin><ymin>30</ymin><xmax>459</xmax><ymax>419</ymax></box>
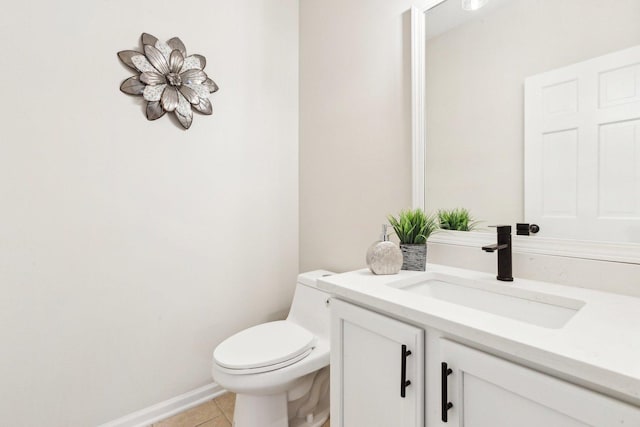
<box><xmin>387</xmin><ymin>208</ymin><xmax>438</xmax><ymax>244</ymax></box>
<box><xmin>437</xmin><ymin>208</ymin><xmax>479</xmax><ymax>231</ymax></box>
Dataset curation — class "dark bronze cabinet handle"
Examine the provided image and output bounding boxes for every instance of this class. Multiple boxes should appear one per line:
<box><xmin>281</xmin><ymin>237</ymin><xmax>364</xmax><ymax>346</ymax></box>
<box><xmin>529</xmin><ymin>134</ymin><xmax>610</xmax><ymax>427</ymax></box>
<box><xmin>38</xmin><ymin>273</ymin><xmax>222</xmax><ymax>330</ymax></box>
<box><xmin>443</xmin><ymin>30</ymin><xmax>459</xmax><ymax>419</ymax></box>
<box><xmin>400</xmin><ymin>345</ymin><xmax>412</xmax><ymax>398</ymax></box>
<box><xmin>441</xmin><ymin>362</ymin><xmax>453</xmax><ymax>422</ymax></box>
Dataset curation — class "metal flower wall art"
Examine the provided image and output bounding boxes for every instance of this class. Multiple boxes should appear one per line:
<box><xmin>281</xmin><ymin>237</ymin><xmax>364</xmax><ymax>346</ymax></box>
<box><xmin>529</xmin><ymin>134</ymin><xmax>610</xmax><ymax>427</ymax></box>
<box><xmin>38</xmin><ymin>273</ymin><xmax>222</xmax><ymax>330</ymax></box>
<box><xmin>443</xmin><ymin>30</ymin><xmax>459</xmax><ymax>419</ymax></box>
<box><xmin>118</xmin><ymin>33</ymin><xmax>219</xmax><ymax>129</ymax></box>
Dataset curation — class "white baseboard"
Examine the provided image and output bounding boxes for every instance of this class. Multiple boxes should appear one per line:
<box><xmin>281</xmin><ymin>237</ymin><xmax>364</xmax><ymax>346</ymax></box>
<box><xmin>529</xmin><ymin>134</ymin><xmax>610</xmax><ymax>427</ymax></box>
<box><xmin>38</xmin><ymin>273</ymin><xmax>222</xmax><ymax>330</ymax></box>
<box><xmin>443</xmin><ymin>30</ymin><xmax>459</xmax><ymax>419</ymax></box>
<box><xmin>97</xmin><ymin>382</ymin><xmax>226</xmax><ymax>427</ymax></box>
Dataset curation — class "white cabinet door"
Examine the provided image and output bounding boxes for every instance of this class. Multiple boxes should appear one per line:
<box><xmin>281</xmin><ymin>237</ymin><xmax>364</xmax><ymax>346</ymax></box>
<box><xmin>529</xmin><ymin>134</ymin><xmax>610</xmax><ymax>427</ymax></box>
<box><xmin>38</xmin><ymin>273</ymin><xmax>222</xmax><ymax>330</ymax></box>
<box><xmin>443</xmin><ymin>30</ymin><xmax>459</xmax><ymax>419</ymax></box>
<box><xmin>438</xmin><ymin>339</ymin><xmax>640</xmax><ymax>427</ymax></box>
<box><xmin>524</xmin><ymin>44</ymin><xmax>640</xmax><ymax>243</ymax></box>
<box><xmin>331</xmin><ymin>299</ymin><xmax>424</xmax><ymax>427</ymax></box>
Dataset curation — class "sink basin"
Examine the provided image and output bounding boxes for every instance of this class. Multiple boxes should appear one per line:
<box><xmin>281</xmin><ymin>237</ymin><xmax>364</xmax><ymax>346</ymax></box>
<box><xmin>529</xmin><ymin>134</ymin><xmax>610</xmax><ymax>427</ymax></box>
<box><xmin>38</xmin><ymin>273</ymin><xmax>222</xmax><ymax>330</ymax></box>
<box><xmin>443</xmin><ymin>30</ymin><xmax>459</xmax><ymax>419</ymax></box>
<box><xmin>390</xmin><ymin>273</ymin><xmax>585</xmax><ymax>328</ymax></box>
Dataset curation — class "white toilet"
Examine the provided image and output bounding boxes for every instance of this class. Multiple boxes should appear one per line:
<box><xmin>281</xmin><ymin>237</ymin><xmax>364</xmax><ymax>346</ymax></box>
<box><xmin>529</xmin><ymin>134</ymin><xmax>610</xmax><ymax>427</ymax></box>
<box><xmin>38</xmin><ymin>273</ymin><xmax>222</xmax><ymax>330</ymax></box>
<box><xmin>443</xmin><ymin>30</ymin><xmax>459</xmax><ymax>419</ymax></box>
<box><xmin>211</xmin><ymin>270</ymin><xmax>334</xmax><ymax>427</ymax></box>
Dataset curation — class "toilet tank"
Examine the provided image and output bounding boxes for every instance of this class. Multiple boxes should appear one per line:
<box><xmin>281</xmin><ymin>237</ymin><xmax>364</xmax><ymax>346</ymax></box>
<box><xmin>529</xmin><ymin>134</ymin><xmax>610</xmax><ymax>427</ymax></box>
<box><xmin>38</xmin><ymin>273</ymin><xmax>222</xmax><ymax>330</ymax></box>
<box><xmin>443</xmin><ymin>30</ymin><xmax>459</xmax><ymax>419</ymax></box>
<box><xmin>287</xmin><ymin>270</ymin><xmax>335</xmax><ymax>340</ymax></box>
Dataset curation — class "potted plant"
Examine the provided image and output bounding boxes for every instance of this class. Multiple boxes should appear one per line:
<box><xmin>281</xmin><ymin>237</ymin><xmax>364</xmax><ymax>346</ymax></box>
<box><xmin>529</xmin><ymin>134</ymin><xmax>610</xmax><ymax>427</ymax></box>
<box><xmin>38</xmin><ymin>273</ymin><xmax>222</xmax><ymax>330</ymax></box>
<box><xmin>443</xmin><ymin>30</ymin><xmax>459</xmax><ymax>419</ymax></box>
<box><xmin>438</xmin><ymin>208</ymin><xmax>479</xmax><ymax>231</ymax></box>
<box><xmin>387</xmin><ymin>208</ymin><xmax>438</xmax><ymax>271</ymax></box>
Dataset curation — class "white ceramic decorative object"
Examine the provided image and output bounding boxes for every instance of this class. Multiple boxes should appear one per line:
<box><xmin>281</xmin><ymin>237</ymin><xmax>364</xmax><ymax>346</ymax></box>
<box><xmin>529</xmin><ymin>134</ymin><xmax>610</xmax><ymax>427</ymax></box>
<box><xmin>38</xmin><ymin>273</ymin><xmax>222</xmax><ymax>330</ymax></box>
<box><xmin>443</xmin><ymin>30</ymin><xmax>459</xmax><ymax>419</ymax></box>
<box><xmin>366</xmin><ymin>225</ymin><xmax>403</xmax><ymax>275</ymax></box>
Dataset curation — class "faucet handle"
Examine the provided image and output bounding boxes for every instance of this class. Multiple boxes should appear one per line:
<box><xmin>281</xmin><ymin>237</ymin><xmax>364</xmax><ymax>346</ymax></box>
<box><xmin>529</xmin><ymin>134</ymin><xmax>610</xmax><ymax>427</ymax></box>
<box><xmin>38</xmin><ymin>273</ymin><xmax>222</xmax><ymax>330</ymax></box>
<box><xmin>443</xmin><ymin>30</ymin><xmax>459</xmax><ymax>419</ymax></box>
<box><xmin>489</xmin><ymin>225</ymin><xmax>512</xmax><ymax>234</ymax></box>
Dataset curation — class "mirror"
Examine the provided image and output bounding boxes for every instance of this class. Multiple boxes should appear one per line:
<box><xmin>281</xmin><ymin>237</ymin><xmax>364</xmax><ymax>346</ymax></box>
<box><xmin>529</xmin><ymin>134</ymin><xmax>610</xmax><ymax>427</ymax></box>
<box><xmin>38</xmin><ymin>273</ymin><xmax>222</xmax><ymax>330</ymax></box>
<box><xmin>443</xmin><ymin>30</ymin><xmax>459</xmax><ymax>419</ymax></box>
<box><xmin>418</xmin><ymin>0</ymin><xmax>640</xmax><ymax>246</ymax></box>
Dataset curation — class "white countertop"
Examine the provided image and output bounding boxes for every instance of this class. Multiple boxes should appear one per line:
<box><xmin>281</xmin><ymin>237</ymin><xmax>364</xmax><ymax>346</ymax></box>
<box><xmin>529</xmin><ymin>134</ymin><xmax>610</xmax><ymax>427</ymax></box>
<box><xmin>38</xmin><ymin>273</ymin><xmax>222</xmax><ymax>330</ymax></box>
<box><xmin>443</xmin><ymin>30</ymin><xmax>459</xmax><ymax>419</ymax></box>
<box><xmin>318</xmin><ymin>263</ymin><xmax>640</xmax><ymax>406</ymax></box>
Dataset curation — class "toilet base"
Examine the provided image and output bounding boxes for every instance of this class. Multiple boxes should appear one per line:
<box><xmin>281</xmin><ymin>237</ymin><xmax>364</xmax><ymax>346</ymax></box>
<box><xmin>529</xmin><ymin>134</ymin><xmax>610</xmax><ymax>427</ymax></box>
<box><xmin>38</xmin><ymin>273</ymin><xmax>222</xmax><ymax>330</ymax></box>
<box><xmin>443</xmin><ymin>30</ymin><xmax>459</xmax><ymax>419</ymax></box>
<box><xmin>234</xmin><ymin>393</ymin><xmax>289</xmax><ymax>427</ymax></box>
<box><xmin>289</xmin><ymin>408</ymin><xmax>329</xmax><ymax>427</ymax></box>
<box><xmin>232</xmin><ymin>368</ymin><xmax>330</xmax><ymax>427</ymax></box>
<box><xmin>233</xmin><ymin>393</ymin><xmax>329</xmax><ymax>427</ymax></box>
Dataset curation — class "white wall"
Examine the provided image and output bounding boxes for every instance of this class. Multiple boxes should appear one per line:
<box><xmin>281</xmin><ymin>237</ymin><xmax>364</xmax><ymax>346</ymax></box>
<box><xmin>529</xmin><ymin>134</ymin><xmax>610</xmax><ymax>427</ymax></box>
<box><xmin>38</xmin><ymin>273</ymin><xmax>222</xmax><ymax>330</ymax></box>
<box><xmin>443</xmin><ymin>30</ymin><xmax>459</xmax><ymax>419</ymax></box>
<box><xmin>300</xmin><ymin>0</ymin><xmax>429</xmax><ymax>273</ymax></box>
<box><xmin>0</xmin><ymin>1</ymin><xmax>298</xmax><ymax>426</ymax></box>
<box><xmin>425</xmin><ymin>0</ymin><xmax>640</xmax><ymax>225</ymax></box>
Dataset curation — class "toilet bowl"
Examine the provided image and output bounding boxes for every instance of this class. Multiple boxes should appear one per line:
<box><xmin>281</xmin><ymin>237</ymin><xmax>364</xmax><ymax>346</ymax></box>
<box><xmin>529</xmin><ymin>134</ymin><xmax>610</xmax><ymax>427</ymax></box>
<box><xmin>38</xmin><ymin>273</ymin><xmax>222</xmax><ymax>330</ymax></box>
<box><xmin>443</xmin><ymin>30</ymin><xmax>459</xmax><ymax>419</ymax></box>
<box><xmin>211</xmin><ymin>270</ymin><xmax>334</xmax><ymax>427</ymax></box>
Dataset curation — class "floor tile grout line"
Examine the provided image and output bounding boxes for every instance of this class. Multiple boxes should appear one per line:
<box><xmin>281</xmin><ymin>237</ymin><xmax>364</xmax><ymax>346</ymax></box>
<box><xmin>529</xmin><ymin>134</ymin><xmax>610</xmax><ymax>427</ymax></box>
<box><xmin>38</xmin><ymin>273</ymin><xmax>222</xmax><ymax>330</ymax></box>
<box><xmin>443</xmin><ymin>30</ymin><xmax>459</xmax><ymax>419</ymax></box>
<box><xmin>194</xmin><ymin>412</ymin><xmax>228</xmax><ymax>427</ymax></box>
<box><xmin>213</xmin><ymin>400</ymin><xmax>232</xmax><ymax>424</ymax></box>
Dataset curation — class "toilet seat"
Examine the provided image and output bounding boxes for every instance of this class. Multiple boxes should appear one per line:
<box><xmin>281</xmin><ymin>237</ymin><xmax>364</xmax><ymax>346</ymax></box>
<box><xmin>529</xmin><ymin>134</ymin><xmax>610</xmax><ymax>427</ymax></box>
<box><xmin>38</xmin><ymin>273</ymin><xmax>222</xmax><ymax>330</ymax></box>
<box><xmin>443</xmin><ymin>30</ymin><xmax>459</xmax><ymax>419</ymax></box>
<box><xmin>213</xmin><ymin>321</ymin><xmax>316</xmax><ymax>375</ymax></box>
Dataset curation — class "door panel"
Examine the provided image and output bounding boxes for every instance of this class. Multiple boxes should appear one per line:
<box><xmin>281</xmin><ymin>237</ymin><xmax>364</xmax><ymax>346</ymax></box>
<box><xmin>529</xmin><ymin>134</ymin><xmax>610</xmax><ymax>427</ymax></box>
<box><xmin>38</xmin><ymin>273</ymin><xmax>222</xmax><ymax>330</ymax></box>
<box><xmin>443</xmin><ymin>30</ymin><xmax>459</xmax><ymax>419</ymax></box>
<box><xmin>439</xmin><ymin>339</ymin><xmax>640</xmax><ymax>427</ymax></box>
<box><xmin>462</xmin><ymin>374</ymin><xmax>587</xmax><ymax>427</ymax></box>
<box><xmin>331</xmin><ymin>299</ymin><xmax>424</xmax><ymax>427</ymax></box>
<box><xmin>525</xmin><ymin>45</ymin><xmax>640</xmax><ymax>242</ymax></box>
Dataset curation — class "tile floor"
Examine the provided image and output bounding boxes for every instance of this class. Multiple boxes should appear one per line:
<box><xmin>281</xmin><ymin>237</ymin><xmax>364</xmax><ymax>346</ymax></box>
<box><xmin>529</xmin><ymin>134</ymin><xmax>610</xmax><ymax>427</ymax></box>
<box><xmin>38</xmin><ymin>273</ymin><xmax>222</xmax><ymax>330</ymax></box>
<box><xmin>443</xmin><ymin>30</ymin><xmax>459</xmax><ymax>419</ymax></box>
<box><xmin>152</xmin><ymin>393</ymin><xmax>330</xmax><ymax>427</ymax></box>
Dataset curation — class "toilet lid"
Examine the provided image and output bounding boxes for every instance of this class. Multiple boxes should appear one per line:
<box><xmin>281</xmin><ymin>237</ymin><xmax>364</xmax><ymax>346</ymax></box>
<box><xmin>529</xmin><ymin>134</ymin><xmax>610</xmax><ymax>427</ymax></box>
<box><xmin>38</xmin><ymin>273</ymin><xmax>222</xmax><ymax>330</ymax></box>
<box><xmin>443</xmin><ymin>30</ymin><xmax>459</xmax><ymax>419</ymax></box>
<box><xmin>213</xmin><ymin>321</ymin><xmax>316</xmax><ymax>370</ymax></box>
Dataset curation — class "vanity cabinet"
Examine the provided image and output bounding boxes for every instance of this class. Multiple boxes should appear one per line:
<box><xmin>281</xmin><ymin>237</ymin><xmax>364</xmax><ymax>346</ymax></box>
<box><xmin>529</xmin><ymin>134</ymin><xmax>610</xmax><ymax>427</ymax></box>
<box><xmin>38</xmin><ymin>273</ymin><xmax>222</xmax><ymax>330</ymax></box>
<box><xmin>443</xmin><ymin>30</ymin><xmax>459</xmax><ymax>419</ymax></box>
<box><xmin>330</xmin><ymin>300</ymin><xmax>640</xmax><ymax>427</ymax></box>
<box><xmin>330</xmin><ymin>299</ymin><xmax>424</xmax><ymax>427</ymax></box>
<box><xmin>437</xmin><ymin>339</ymin><xmax>640</xmax><ymax>427</ymax></box>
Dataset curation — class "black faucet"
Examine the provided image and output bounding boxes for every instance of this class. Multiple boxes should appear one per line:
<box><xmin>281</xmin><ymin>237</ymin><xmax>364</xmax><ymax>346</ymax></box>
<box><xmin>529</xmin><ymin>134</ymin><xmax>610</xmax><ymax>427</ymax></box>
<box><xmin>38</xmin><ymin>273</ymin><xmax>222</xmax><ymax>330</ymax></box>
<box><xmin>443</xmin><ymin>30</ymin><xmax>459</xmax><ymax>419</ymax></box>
<box><xmin>482</xmin><ymin>225</ymin><xmax>513</xmax><ymax>282</ymax></box>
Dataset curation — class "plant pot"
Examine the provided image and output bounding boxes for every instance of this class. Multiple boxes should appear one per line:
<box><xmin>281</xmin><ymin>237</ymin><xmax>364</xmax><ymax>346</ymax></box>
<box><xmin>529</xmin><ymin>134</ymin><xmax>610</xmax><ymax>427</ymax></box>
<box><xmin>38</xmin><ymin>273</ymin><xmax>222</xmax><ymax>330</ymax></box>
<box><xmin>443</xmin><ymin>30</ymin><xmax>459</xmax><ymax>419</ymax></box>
<box><xmin>399</xmin><ymin>243</ymin><xmax>427</xmax><ymax>271</ymax></box>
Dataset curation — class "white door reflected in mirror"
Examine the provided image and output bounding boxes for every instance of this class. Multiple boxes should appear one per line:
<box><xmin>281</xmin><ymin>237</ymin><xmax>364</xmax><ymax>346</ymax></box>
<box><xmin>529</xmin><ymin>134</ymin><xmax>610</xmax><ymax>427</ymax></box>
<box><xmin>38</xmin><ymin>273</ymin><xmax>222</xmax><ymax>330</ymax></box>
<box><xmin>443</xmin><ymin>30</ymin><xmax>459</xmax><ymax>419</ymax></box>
<box><xmin>525</xmin><ymin>46</ymin><xmax>640</xmax><ymax>243</ymax></box>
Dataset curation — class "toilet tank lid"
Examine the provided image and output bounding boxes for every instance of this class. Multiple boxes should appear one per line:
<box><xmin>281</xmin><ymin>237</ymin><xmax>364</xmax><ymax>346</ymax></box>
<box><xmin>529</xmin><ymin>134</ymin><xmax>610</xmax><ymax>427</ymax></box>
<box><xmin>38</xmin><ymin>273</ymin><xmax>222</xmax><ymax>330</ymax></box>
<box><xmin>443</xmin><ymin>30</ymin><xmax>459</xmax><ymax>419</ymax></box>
<box><xmin>297</xmin><ymin>270</ymin><xmax>335</xmax><ymax>288</ymax></box>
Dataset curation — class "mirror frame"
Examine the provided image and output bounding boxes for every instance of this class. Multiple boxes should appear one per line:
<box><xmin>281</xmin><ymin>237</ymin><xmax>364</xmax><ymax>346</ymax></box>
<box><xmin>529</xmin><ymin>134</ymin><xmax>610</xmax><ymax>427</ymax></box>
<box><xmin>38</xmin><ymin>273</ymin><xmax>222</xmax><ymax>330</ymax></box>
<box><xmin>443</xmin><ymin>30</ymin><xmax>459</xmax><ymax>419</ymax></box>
<box><xmin>410</xmin><ymin>2</ymin><xmax>640</xmax><ymax>264</ymax></box>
